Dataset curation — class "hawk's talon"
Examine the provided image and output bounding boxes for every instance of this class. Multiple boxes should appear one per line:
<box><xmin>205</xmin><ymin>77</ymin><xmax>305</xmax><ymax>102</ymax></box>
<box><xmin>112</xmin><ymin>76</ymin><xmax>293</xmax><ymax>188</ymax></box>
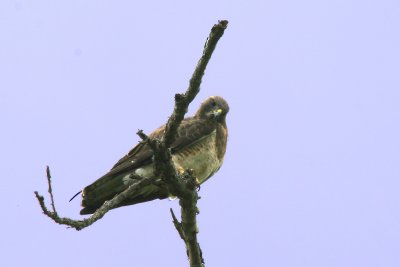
<box><xmin>177</xmin><ymin>167</ymin><xmax>185</xmax><ymax>174</ymax></box>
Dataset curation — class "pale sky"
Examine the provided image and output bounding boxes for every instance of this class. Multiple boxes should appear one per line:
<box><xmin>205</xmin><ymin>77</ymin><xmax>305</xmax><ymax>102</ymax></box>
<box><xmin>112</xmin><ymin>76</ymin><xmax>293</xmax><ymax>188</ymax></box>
<box><xmin>2</xmin><ymin>1</ymin><xmax>400</xmax><ymax>266</ymax></box>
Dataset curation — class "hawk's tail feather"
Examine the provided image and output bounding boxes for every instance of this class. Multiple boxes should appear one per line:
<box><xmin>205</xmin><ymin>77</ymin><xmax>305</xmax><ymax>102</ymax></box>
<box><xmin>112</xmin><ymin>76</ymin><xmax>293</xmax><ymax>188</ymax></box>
<box><xmin>81</xmin><ymin>173</ymin><xmax>128</xmax><ymax>214</ymax></box>
<box><xmin>80</xmin><ymin>173</ymin><xmax>169</xmax><ymax>215</ymax></box>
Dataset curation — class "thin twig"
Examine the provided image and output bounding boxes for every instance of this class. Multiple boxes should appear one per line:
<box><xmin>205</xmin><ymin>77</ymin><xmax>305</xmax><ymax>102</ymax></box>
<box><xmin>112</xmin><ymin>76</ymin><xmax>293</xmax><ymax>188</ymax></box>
<box><xmin>170</xmin><ymin>208</ymin><xmax>185</xmax><ymax>241</ymax></box>
<box><xmin>46</xmin><ymin>166</ymin><xmax>57</xmax><ymax>214</ymax></box>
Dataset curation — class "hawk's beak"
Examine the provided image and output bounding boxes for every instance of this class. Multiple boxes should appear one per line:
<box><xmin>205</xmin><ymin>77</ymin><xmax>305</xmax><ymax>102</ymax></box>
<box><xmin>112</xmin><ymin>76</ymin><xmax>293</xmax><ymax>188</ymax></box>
<box><xmin>213</xmin><ymin>108</ymin><xmax>223</xmax><ymax>117</ymax></box>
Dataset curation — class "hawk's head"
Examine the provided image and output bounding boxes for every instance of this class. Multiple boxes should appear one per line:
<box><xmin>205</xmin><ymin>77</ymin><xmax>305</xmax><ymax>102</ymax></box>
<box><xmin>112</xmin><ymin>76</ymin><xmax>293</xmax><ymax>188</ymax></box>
<box><xmin>195</xmin><ymin>96</ymin><xmax>229</xmax><ymax>124</ymax></box>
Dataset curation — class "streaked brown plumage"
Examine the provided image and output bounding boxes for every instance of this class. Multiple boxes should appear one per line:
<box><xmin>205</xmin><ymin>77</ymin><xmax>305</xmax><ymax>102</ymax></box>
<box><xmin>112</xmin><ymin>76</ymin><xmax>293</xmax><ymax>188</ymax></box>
<box><xmin>76</xmin><ymin>96</ymin><xmax>229</xmax><ymax>215</ymax></box>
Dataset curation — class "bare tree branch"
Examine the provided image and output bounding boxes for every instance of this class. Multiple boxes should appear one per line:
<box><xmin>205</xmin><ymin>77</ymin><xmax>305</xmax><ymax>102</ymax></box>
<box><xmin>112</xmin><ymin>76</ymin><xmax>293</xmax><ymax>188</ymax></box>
<box><xmin>136</xmin><ymin>19</ymin><xmax>228</xmax><ymax>267</ymax></box>
<box><xmin>163</xmin><ymin>20</ymin><xmax>229</xmax><ymax>148</ymax></box>
<box><xmin>35</xmin><ymin>167</ymin><xmax>154</xmax><ymax>230</ymax></box>
<box><xmin>35</xmin><ymin>20</ymin><xmax>228</xmax><ymax>266</ymax></box>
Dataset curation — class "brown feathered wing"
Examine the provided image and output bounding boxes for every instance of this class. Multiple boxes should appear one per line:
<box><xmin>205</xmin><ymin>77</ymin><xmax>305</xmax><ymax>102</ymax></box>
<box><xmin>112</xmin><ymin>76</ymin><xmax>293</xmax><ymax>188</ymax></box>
<box><xmin>80</xmin><ymin>117</ymin><xmax>217</xmax><ymax>214</ymax></box>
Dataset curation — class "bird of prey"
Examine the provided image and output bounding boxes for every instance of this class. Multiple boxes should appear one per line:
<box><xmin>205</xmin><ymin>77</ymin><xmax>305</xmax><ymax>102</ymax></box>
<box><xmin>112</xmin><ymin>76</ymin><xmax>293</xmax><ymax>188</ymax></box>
<box><xmin>73</xmin><ymin>96</ymin><xmax>229</xmax><ymax>215</ymax></box>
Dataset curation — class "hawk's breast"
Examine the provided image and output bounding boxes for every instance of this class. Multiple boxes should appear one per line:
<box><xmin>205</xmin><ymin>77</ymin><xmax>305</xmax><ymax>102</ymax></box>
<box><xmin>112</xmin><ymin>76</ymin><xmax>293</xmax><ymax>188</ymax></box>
<box><xmin>172</xmin><ymin>130</ymin><xmax>222</xmax><ymax>183</ymax></box>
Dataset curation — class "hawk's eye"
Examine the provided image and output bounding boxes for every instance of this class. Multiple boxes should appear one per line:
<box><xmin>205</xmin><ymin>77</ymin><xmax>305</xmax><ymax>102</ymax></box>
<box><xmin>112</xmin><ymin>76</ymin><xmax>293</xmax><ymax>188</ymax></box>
<box><xmin>211</xmin><ymin>101</ymin><xmax>217</xmax><ymax>107</ymax></box>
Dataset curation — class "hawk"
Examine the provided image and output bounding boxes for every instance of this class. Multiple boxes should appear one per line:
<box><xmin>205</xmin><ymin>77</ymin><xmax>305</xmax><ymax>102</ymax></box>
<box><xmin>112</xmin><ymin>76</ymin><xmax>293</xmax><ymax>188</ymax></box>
<box><xmin>73</xmin><ymin>96</ymin><xmax>229</xmax><ymax>215</ymax></box>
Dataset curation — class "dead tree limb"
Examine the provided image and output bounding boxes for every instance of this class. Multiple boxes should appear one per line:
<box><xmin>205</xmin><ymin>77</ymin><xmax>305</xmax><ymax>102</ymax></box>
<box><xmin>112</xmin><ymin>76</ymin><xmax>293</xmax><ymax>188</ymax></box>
<box><xmin>35</xmin><ymin>166</ymin><xmax>154</xmax><ymax>230</ymax></box>
<box><xmin>136</xmin><ymin>20</ymin><xmax>228</xmax><ymax>266</ymax></box>
<box><xmin>34</xmin><ymin>20</ymin><xmax>228</xmax><ymax>267</ymax></box>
